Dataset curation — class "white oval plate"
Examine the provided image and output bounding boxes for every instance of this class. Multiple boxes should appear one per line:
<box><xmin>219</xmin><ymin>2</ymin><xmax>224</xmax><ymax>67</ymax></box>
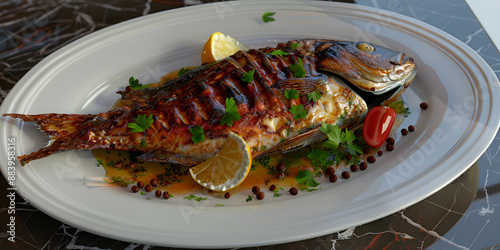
<box><xmin>1</xmin><ymin>1</ymin><xmax>499</xmax><ymax>248</ymax></box>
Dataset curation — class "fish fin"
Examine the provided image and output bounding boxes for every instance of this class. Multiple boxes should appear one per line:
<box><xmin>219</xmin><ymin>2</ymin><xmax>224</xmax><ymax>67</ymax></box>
<box><xmin>271</xmin><ymin>75</ymin><xmax>328</xmax><ymax>96</ymax></box>
<box><xmin>4</xmin><ymin>112</ymin><xmax>98</xmax><ymax>140</ymax></box>
<box><xmin>255</xmin><ymin>127</ymin><xmax>327</xmax><ymax>158</ymax></box>
<box><xmin>138</xmin><ymin>150</ymin><xmax>206</xmax><ymax>166</ymax></box>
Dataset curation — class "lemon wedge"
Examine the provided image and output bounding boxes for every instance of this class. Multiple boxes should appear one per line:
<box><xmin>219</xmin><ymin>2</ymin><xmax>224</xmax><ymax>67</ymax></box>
<box><xmin>189</xmin><ymin>131</ymin><xmax>252</xmax><ymax>192</ymax></box>
<box><xmin>201</xmin><ymin>32</ymin><xmax>248</xmax><ymax>64</ymax></box>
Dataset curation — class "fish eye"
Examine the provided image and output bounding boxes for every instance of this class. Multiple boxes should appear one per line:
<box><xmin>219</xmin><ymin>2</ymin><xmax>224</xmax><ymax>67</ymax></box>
<box><xmin>357</xmin><ymin>43</ymin><xmax>375</xmax><ymax>52</ymax></box>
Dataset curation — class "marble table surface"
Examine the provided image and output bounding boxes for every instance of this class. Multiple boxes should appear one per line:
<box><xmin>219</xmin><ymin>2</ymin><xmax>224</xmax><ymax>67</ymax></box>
<box><xmin>1</xmin><ymin>0</ymin><xmax>499</xmax><ymax>249</ymax></box>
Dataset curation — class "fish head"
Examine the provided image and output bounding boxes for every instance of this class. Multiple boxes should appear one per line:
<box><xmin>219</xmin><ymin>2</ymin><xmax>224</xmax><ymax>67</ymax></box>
<box><xmin>314</xmin><ymin>41</ymin><xmax>416</xmax><ymax>106</ymax></box>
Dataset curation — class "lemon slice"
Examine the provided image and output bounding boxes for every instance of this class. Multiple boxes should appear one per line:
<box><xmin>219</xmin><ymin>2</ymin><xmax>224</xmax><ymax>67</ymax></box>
<box><xmin>189</xmin><ymin>131</ymin><xmax>252</xmax><ymax>191</ymax></box>
<box><xmin>201</xmin><ymin>32</ymin><xmax>248</xmax><ymax>64</ymax></box>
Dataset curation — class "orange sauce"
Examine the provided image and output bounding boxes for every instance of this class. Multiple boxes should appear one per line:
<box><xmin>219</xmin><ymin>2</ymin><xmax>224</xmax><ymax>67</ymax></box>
<box><xmin>91</xmin><ymin>67</ymin><xmax>401</xmax><ymax>198</ymax></box>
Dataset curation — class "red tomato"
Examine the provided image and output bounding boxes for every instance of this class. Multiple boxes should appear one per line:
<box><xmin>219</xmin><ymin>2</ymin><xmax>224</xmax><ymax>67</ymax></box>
<box><xmin>363</xmin><ymin>106</ymin><xmax>396</xmax><ymax>148</ymax></box>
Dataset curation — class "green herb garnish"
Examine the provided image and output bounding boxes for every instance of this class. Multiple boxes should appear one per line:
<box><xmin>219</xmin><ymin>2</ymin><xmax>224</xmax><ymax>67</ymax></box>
<box><xmin>129</xmin><ymin>76</ymin><xmax>145</xmax><ymax>90</ymax></box>
<box><xmin>386</xmin><ymin>100</ymin><xmax>410</xmax><ymax>116</ymax></box>
<box><xmin>284</xmin><ymin>89</ymin><xmax>299</xmax><ymax>100</ymax></box>
<box><xmin>184</xmin><ymin>194</ymin><xmax>208</xmax><ymax>202</ymax></box>
<box><xmin>299</xmin><ymin>187</ymin><xmax>321</xmax><ymax>192</ymax></box>
<box><xmin>270</xmin><ymin>49</ymin><xmax>289</xmax><ymax>56</ymax></box>
<box><xmin>307</xmin><ymin>91</ymin><xmax>321</xmax><ymax>102</ymax></box>
<box><xmin>105</xmin><ymin>176</ymin><xmax>133</xmax><ymax>187</ymax></box>
<box><xmin>241</xmin><ymin>68</ymin><xmax>255</xmax><ymax>83</ymax></box>
<box><xmin>307</xmin><ymin>148</ymin><xmax>332</xmax><ymax>169</ymax></box>
<box><xmin>96</xmin><ymin>159</ymin><xmax>105</xmax><ymax>167</ymax></box>
<box><xmin>320</xmin><ymin>123</ymin><xmax>363</xmax><ymax>155</ymax></box>
<box><xmin>290</xmin><ymin>57</ymin><xmax>306</xmax><ymax>78</ymax></box>
<box><xmin>189</xmin><ymin>125</ymin><xmax>205</xmax><ymax>144</ymax></box>
<box><xmin>221</xmin><ymin>97</ymin><xmax>241</xmax><ymax>126</ymax></box>
<box><xmin>291</xmin><ymin>43</ymin><xmax>301</xmax><ymax>50</ymax></box>
<box><xmin>177</xmin><ymin>67</ymin><xmax>190</xmax><ymax>76</ymax></box>
<box><xmin>273</xmin><ymin>187</ymin><xmax>284</xmax><ymax>197</ymax></box>
<box><xmin>295</xmin><ymin>170</ymin><xmax>320</xmax><ymax>188</ymax></box>
<box><xmin>128</xmin><ymin>114</ymin><xmax>154</xmax><ymax>133</ymax></box>
<box><xmin>262</xmin><ymin>12</ymin><xmax>276</xmax><ymax>23</ymax></box>
<box><xmin>246</xmin><ymin>195</ymin><xmax>253</xmax><ymax>202</ymax></box>
<box><xmin>289</xmin><ymin>104</ymin><xmax>308</xmax><ymax>120</ymax></box>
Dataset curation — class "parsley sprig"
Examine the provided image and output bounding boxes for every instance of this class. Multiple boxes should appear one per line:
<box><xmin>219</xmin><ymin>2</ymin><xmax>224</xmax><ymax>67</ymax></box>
<box><xmin>221</xmin><ymin>97</ymin><xmax>241</xmax><ymax>126</ymax></box>
<box><xmin>307</xmin><ymin>91</ymin><xmax>321</xmax><ymax>102</ymax></box>
<box><xmin>284</xmin><ymin>89</ymin><xmax>299</xmax><ymax>100</ymax></box>
<box><xmin>129</xmin><ymin>76</ymin><xmax>146</xmax><ymax>90</ymax></box>
<box><xmin>189</xmin><ymin>125</ymin><xmax>205</xmax><ymax>144</ymax></box>
<box><xmin>183</xmin><ymin>194</ymin><xmax>207</xmax><ymax>202</ymax></box>
<box><xmin>307</xmin><ymin>148</ymin><xmax>333</xmax><ymax>169</ymax></box>
<box><xmin>128</xmin><ymin>114</ymin><xmax>154</xmax><ymax>133</ymax></box>
<box><xmin>290</xmin><ymin>57</ymin><xmax>306</xmax><ymax>78</ymax></box>
<box><xmin>241</xmin><ymin>68</ymin><xmax>255</xmax><ymax>83</ymax></box>
<box><xmin>320</xmin><ymin>123</ymin><xmax>363</xmax><ymax>156</ymax></box>
<box><xmin>262</xmin><ymin>12</ymin><xmax>276</xmax><ymax>23</ymax></box>
<box><xmin>270</xmin><ymin>49</ymin><xmax>289</xmax><ymax>56</ymax></box>
<box><xmin>295</xmin><ymin>170</ymin><xmax>320</xmax><ymax>188</ymax></box>
<box><xmin>177</xmin><ymin>67</ymin><xmax>190</xmax><ymax>76</ymax></box>
<box><xmin>289</xmin><ymin>104</ymin><xmax>308</xmax><ymax>120</ymax></box>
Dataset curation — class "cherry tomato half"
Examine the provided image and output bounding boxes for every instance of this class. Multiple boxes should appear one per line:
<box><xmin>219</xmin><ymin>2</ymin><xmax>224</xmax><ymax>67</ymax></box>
<box><xmin>363</xmin><ymin>106</ymin><xmax>396</xmax><ymax>148</ymax></box>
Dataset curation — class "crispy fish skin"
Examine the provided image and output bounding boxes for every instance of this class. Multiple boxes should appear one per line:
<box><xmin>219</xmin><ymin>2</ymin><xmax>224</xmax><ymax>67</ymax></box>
<box><xmin>4</xmin><ymin>40</ymin><xmax>416</xmax><ymax>166</ymax></box>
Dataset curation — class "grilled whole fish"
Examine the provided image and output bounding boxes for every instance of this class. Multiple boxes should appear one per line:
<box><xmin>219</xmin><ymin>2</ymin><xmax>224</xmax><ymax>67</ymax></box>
<box><xmin>4</xmin><ymin>39</ymin><xmax>416</xmax><ymax>166</ymax></box>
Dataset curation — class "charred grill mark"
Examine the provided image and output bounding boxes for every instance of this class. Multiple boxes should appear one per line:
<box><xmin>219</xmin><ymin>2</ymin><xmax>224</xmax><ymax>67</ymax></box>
<box><xmin>245</xmin><ymin>81</ymin><xmax>266</xmax><ymax>111</ymax></box>
<box><xmin>252</xmin><ymin>49</ymin><xmax>276</xmax><ymax>78</ymax></box>
<box><xmin>198</xmin><ymin>83</ymin><xmax>226</xmax><ymax>119</ymax></box>
<box><xmin>221</xmin><ymin>78</ymin><xmax>250</xmax><ymax>109</ymax></box>
<box><xmin>240</xmin><ymin>51</ymin><xmax>273</xmax><ymax>85</ymax></box>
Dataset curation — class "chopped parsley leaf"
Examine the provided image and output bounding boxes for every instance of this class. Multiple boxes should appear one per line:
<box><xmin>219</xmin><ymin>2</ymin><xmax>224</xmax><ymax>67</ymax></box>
<box><xmin>307</xmin><ymin>91</ymin><xmax>321</xmax><ymax>102</ymax></box>
<box><xmin>189</xmin><ymin>125</ymin><xmax>205</xmax><ymax>144</ymax></box>
<box><xmin>273</xmin><ymin>187</ymin><xmax>284</xmax><ymax>197</ymax></box>
<box><xmin>241</xmin><ymin>68</ymin><xmax>255</xmax><ymax>83</ymax></box>
<box><xmin>262</xmin><ymin>12</ymin><xmax>276</xmax><ymax>23</ymax></box>
<box><xmin>270</xmin><ymin>49</ymin><xmax>289</xmax><ymax>56</ymax></box>
<box><xmin>177</xmin><ymin>67</ymin><xmax>190</xmax><ymax>76</ymax></box>
<box><xmin>96</xmin><ymin>159</ymin><xmax>105</xmax><ymax>167</ymax></box>
<box><xmin>289</xmin><ymin>104</ymin><xmax>308</xmax><ymax>120</ymax></box>
<box><xmin>221</xmin><ymin>97</ymin><xmax>241</xmax><ymax>126</ymax></box>
<box><xmin>295</xmin><ymin>170</ymin><xmax>320</xmax><ymax>188</ymax></box>
<box><xmin>105</xmin><ymin>176</ymin><xmax>133</xmax><ymax>187</ymax></box>
<box><xmin>284</xmin><ymin>89</ymin><xmax>299</xmax><ymax>100</ymax></box>
<box><xmin>290</xmin><ymin>57</ymin><xmax>306</xmax><ymax>78</ymax></box>
<box><xmin>129</xmin><ymin>76</ymin><xmax>145</xmax><ymax>90</ymax></box>
<box><xmin>128</xmin><ymin>114</ymin><xmax>154</xmax><ymax>133</ymax></box>
<box><xmin>307</xmin><ymin>148</ymin><xmax>332</xmax><ymax>169</ymax></box>
<box><xmin>320</xmin><ymin>123</ymin><xmax>363</xmax><ymax>156</ymax></box>
<box><xmin>183</xmin><ymin>194</ymin><xmax>208</xmax><ymax>202</ymax></box>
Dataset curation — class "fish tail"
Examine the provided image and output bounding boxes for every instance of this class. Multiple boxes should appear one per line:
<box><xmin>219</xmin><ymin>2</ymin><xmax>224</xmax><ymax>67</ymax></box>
<box><xmin>4</xmin><ymin>113</ymin><xmax>95</xmax><ymax>137</ymax></box>
<box><xmin>3</xmin><ymin>113</ymin><xmax>97</xmax><ymax>166</ymax></box>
